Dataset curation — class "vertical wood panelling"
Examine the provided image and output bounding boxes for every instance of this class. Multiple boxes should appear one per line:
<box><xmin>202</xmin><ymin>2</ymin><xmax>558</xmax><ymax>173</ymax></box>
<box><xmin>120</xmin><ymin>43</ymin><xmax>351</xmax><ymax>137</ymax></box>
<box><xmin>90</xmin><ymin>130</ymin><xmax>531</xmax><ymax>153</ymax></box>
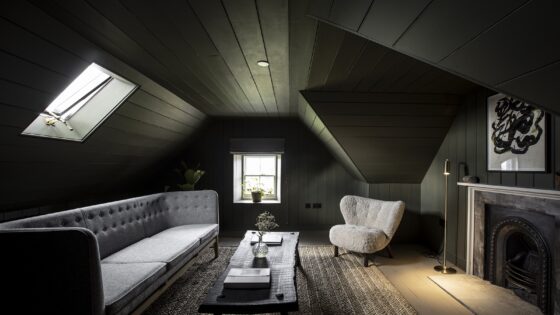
<box><xmin>169</xmin><ymin>118</ymin><xmax>368</xmax><ymax>231</ymax></box>
<box><xmin>421</xmin><ymin>87</ymin><xmax>559</xmax><ymax>268</ymax></box>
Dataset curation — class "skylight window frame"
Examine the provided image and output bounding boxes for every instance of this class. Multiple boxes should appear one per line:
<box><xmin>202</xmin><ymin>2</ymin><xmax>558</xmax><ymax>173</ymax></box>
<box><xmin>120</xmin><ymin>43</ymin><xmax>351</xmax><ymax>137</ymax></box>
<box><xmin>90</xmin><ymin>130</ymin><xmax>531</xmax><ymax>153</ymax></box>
<box><xmin>21</xmin><ymin>62</ymin><xmax>139</xmax><ymax>142</ymax></box>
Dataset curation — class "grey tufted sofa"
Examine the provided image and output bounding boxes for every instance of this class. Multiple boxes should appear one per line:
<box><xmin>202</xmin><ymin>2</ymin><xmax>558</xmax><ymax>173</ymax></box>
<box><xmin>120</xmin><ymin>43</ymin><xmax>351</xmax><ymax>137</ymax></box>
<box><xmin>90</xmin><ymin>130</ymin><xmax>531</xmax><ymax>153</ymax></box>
<box><xmin>0</xmin><ymin>190</ymin><xmax>219</xmax><ymax>315</ymax></box>
<box><xmin>329</xmin><ymin>195</ymin><xmax>405</xmax><ymax>267</ymax></box>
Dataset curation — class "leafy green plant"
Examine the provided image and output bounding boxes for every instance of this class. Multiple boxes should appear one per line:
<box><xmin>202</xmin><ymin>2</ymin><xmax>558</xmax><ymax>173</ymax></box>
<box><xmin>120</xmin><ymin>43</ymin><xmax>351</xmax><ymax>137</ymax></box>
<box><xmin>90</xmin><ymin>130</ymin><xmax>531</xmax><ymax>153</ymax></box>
<box><xmin>255</xmin><ymin>211</ymin><xmax>279</xmax><ymax>237</ymax></box>
<box><xmin>166</xmin><ymin>161</ymin><xmax>205</xmax><ymax>191</ymax></box>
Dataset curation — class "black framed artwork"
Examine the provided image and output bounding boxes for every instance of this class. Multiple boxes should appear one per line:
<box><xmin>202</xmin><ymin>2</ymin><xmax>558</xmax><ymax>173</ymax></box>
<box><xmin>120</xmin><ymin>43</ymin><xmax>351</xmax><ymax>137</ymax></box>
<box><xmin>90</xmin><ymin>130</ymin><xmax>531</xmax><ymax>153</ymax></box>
<box><xmin>487</xmin><ymin>93</ymin><xmax>547</xmax><ymax>172</ymax></box>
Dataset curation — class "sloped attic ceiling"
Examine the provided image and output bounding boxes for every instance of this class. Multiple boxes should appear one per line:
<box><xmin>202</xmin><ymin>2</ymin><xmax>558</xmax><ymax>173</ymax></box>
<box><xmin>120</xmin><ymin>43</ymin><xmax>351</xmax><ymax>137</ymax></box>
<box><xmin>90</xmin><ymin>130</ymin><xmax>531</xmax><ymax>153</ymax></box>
<box><xmin>0</xmin><ymin>2</ymin><xmax>205</xmax><ymax>211</ymax></box>
<box><xmin>28</xmin><ymin>0</ymin><xmax>365</xmax><ymax>181</ymax></box>
<box><xmin>307</xmin><ymin>0</ymin><xmax>560</xmax><ymax>116</ymax></box>
<box><xmin>302</xmin><ymin>24</ymin><xmax>476</xmax><ymax>183</ymax></box>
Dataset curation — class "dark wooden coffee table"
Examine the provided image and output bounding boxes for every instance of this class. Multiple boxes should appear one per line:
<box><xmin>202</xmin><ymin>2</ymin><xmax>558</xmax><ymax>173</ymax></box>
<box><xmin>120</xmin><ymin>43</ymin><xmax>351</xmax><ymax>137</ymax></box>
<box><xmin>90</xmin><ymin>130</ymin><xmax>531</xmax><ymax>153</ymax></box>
<box><xmin>198</xmin><ymin>231</ymin><xmax>300</xmax><ymax>314</ymax></box>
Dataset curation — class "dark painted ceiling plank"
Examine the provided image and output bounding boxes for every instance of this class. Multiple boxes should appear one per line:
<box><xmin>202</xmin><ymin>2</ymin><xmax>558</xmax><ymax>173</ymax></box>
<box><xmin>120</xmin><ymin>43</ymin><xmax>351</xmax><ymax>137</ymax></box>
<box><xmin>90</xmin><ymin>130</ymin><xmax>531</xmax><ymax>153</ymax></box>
<box><xmin>258</xmin><ymin>0</ymin><xmax>291</xmax><ymax>115</ymax></box>
<box><xmin>330</xmin><ymin>126</ymin><xmax>448</xmax><ymax>138</ymax></box>
<box><xmin>306</xmin><ymin>0</ymin><xmax>334</xmax><ymax>20</ymax></box>
<box><xmin>223</xmin><ymin>0</ymin><xmax>278</xmax><ymax>115</ymax></box>
<box><xmin>357</xmin><ymin>0</ymin><xmax>432</xmax><ymax>47</ymax></box>
<box><xmin>312</xmin><ymin>103</ymin><xmax>458</xmax><ymax>116</ymax></box>
<box><xmin>189</xmin><ymin>0</ymin><xmax>268</xmax><ymax>113</ymax></box>
<box><xmin>334</xmin><ymin>41</ymin><xmax>387</xmax><ymax>91</ymax></box>
<box><xmin>328</xmin><ymin>0</ymin><xmax>373</xmax><ymax>31</ymax></box>
<box><xmin>117</xmin><ymin>102</ymin><xmax>194</xmax><ymax>135</ymax></box>
<box><xmin>497</xmin><ymin>60</ymin><xmax>560</xmax><ymax>111</ymax></box>
<box><xmin>367</xmin><ymin>53</ymin><xmax>418</xmax><ymax>92</ymax></box>
<box><xmin>307</xmin><ymin>22</ymin><xmax>346</xmax><ymax>89</ymax></box>
<box><xmin>0</xmin><ymin>79</ymin><xmax>53</xmax><ymax>113</ymax></box>
<box><xmin>395</xmin><ymin>0</ymin><xmax>528</xmax><ymax>63</ymax></box>
<box><xmin>321</xmin><ymin>115</ymin><xmax>453</xmax><ymax>128</ymax></box>
<box><xmin>323</xmin><ymin>32</ymin><xmax>367</xmax><ymax>90</ymax></box>
<box><xmin>0</xmin><ymin>17</ymin><xmax>88</xmax><ymax>78</ymax></box>
<box><xmin>38</xmin><ymin>0</ymin><xmax>220</xmax><ymax>113</ymax></box>
<box><xmin>163</xmin><ymin>0</ymin><xmax>254</xmax><ymax>114</ymax></box>
<box><xmin>289</xmin><ymin>0</ymin><xmax>317</xmax><ymax>113</ymax></box>
<box><xmin>440</xmin><ymin>1</ymin><xmax>560</xmax><ymax>86</ymax></box>
<box><xmin>0</xmin><ymin>50</ymin><xmax>69</xmax><ymax>96</ymax></box>
<box><xmin>85</xmin><ymin>0</ymin><xmax>226</xmax><ymax>113</ymax></box>
<box><xmin>121</xmin><ymin>0</ymin><xmax>247</xmax><ymax>115</ymax></box>
<box><xmin>382</xmin><ymin>61</ymin><xmax>432</xmax><ymax>93</ymax></box>
<box><xmin>128</xmin><ymin>90</ymin><xmax>202</xmax><ymax>127</ymax></box>
<box><xmin>302</xmin><ymin>91</ymin><xmax>460</xmax><ymax>104</ymax></box>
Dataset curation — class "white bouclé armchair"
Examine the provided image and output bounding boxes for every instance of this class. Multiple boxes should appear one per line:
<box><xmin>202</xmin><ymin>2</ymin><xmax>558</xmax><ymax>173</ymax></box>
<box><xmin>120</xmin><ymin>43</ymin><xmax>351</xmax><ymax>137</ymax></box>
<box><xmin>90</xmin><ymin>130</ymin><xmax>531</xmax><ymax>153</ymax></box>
<box><xmin>329</xmin><ymin>195</ymin><xmax>405</xmax><ymax>267</ymax></box>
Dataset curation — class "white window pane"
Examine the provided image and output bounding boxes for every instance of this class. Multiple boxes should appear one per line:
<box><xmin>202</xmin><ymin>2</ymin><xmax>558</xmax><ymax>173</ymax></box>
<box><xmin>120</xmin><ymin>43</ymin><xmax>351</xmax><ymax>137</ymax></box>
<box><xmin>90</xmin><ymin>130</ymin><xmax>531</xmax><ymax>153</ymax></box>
<box><xmin>244</xmin><ymin>156</ymin><xmax>261</xmax><ymax>175</ymax></box>
<box><xmin>260</xmin><ymin>156</ymin><xmax>276</xmax><ymax>175</ymax></box>
<box><xmin>259</xmin><ymin>176</ymin><xmax>275</xmax><ymax>194</ymax></box>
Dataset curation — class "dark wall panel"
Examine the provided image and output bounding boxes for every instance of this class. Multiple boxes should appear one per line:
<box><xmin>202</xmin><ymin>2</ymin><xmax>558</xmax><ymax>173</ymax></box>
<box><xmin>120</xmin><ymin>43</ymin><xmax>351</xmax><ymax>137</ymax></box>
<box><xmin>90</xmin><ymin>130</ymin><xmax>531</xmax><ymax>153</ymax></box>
<box><xmin>171</xmin><ymin>118</ymin><xmax>369</xmax><ymax>231</ymax></box>
<box><xmin>0</xmin><ymin>2</ymin><xmax>204</xmax><ymax>221</ymax></box>
<box><xmin>420</xmin><ymin>87</ymin><xmax>559</xmax><ymax>269</ymax></box>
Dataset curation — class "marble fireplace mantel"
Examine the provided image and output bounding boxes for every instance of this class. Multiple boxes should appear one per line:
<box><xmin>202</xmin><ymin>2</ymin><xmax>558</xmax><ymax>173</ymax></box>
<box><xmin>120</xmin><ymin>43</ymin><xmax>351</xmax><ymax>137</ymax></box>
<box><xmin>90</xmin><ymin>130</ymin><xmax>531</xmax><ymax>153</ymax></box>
<box><xmin>458</xmin><ymin>182</ymin><xmax>560</xmax><ymax>275</ymax></box>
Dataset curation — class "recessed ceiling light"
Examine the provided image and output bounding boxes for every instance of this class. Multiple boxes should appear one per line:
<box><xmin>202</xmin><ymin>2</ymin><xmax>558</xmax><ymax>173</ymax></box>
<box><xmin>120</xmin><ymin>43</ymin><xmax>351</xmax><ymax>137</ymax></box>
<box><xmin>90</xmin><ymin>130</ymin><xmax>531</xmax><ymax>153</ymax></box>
<box><xmin>257</xmin><ymin>60</ymin><xmax>269</xmax><ymax>67</ymax></box>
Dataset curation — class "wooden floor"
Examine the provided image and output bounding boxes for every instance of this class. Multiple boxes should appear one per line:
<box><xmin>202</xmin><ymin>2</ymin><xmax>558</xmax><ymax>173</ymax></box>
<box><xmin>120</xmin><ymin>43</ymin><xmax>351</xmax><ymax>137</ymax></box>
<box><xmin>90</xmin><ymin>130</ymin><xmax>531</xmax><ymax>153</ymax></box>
<box><xmin>221</xmin><ymin>230</ymin><xmax>471</xmax><ymax>315</ymax></box>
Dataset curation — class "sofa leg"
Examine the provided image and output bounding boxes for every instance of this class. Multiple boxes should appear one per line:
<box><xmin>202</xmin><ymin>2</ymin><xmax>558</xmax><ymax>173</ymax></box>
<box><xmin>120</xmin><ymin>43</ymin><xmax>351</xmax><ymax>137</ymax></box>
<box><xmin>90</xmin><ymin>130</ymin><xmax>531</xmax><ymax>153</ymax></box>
<box><xmin>333</xmin><ymin>245</ymin><xmax>339</xmax><ymax>257</ymax></box>
<box><xmin>386</xmin><ymin>245</ymin><xmax>394</xmax><ymax>259</ymax></box>
<box><xmin>363</xmin><ymin>254</ymin><xmax>369</xmax><ymax>267</ymax></box>
<box><xmin>213</xmin><ymin>236</ymin><xmax>219</xmax><ymax>259</ymax></box>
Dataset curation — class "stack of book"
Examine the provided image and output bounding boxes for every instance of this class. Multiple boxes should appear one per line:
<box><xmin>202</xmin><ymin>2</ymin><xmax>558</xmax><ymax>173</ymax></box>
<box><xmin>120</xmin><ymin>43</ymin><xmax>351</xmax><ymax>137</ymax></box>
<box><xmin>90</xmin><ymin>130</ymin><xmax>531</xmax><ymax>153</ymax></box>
<box><xmin>250</xmin><ymin>234</ymin><xmax>283</xmax><ymax>245</ymax></box>
<box><xmin>224</xmin><ymin>268</ymin><xmax>271</xmax><ymax>289</ymax></box>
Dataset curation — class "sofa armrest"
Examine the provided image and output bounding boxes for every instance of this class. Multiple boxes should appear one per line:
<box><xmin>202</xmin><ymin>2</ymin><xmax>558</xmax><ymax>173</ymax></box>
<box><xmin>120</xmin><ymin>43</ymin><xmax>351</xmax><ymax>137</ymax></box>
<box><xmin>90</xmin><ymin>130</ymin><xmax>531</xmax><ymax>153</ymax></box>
<box><xmin>0</xmin><ymin>228</ymin><xmax>103</xmax><ymax>315</ymax></box>
<box><xmin>163</xmin><ymin>190</ymin><xmax>220</xmax><ymax>226</ymax></box>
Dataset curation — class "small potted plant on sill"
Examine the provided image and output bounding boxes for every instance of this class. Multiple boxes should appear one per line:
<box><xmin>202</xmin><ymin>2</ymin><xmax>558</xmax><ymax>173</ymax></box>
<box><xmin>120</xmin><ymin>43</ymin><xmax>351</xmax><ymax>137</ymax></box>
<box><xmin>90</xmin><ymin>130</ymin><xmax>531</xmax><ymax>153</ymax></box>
<box><xmin>251</xmin><ymin>187</ymin><xmax>266</xmax><ymax>203</ymax></box>
<box><xmin>253</xmin><ymin>211</ymin><xmax>279</xmax><ymax>258</ymax></box>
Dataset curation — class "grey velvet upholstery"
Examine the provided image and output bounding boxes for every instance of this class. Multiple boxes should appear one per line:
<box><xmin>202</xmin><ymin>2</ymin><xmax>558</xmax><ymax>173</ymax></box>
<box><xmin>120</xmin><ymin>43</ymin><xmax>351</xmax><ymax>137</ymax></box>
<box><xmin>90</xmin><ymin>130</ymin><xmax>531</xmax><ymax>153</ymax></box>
<box><xmin>102</xmin><ymin>262</ymin><xmax>166</xmax><ymax>315</ymax></box>
<box><xmin>0</xmin><ymin>190</ymin><xmax>219</xmax><ymax>315</ymax></box>
<box><xmin>330</xmin><ymin>195</ymin><xmax>405</xmax><ymax>254</ymax></box>
<box><xmin>102</xmin><ymin>237</ymin><xmax>199</xmax><ymax>269</ymax></box>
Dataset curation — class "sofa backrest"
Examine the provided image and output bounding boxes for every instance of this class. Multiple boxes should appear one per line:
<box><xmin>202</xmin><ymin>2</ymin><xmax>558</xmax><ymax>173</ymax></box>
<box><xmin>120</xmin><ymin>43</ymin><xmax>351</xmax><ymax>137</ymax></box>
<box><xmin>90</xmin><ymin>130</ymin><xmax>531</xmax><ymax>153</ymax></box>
<box><xmin>0</xmin><ymin>209</ymin><xmax>87</xmax><ymax>229</ymax></box>
<box><xmin>0</xmin><ymin>190</ymin><xmax>220</xmax><ymax>259</ymax></box>
<box><xmin>160</xmin><ymin>190</ymin><xmax>219</xmax><ymax>226</ymax></box>
<box><xmin>80</xmin><ymin>194</ymin><xmax>163</xmax><ymax>258</ymax></box>
<box><xmin>340</xmin><ymin>195</ymin><xmax>405</xmax><ymax>240</ymax></box>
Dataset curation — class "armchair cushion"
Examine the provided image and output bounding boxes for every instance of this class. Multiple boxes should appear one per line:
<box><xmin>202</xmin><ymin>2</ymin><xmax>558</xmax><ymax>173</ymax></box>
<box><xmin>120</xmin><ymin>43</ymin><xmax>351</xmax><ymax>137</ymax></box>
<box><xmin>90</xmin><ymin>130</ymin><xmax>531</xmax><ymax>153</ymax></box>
<box><xmin>329</xmin><ymin>224</ymin><xmax>389</xmax><ymax>254</ymax></box>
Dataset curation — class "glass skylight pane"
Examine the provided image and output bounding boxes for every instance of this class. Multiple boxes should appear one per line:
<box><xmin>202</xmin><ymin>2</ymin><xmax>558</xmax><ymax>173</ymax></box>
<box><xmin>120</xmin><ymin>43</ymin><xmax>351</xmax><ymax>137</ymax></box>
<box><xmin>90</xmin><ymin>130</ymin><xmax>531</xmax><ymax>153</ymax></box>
<box><xmin>45</xmin><ymin>64</ymin><xmax>110</xmax><ymax>117</ymax></box>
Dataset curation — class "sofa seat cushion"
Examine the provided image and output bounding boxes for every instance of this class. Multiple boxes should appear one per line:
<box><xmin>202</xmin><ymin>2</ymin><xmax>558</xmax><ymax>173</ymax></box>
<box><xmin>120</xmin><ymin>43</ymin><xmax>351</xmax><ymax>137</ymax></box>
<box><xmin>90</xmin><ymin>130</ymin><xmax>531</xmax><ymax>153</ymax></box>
<box><xmin>102</xmin><ymin>262</ymin><xmax>166</xmax><ymax>315</ymax></box>
<box><xmin>329</xmin><ymin>224</ymin><xmax>389</xmax><ymax>254</ymax></box>
<box><xmin>102</xmin><ymin>237</ymin><xmax>198</xmax><ymax>269</ymax></box>
<box><xmin>151</xmin><ymin>224</ymin><xmax>218</xmax><ymax>244</ymax></box>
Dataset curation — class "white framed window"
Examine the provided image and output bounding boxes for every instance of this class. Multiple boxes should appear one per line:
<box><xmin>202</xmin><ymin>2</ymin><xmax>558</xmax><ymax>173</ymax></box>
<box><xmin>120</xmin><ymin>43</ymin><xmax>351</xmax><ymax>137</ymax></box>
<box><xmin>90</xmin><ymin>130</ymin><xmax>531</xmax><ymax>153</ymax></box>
<box><xmin>21</xmin><ymin>63</ymin><xmax>138</xmax><ymax>142</ymax></box>
<box><xmin>233</xmin><ymin>154</ymin><xmax>281</xmax><ymax>203</ymax></box>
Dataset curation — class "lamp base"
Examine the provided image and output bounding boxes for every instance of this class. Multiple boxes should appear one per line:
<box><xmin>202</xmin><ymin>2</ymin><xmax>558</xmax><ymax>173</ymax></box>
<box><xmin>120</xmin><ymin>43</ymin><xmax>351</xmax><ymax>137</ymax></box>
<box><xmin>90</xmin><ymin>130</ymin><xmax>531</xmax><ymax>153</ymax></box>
<box><xmin>434</xmin><ymin>265</ymin><xmax>456</xmax><ymax>274</ymax></box>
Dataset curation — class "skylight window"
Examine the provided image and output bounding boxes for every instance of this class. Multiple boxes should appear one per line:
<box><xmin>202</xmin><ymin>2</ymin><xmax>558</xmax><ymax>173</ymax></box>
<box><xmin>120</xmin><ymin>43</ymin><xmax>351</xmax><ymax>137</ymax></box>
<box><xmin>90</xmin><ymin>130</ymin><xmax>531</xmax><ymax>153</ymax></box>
<box><xmin>22</xmin><ymin>63</ymin><xmax>138</xmax><ymax>142</ymax></box>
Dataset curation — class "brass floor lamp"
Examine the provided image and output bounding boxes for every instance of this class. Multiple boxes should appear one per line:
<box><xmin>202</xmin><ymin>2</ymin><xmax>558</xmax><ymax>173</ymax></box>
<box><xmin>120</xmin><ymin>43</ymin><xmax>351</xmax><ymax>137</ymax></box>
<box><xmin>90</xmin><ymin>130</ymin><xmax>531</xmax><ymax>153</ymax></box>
<box><xmin>434</xmin><ymin>159</ymin><xmax>456</xmax><ymax>274</ymax></box>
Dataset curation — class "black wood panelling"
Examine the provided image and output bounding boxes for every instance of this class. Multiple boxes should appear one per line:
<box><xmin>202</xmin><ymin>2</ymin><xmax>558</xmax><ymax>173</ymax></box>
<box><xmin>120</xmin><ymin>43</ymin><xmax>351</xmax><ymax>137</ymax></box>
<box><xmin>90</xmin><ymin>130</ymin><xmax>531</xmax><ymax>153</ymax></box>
<box><xmin>165</xmin><ymin>118</ymin><xmax>369</xmax><ymax>231</ymax></box>
<box><xmin>0</xmin><ymin>1</ymin><xmax>204</xmax><ymax>220</ymax></box>
<box><xmin>303</xmin><ymin>91</ymin><xmax>463</xmax><ymax>183</ymax></box>
<box><xmin>307</xmin><ymin>0</ymin><xmax>560</xmax><ymax>116</ymax></box>
<box><xmin>420</xmin><ymin>87</ymin><xmax>559</xmax><ymax>269</ymax></box>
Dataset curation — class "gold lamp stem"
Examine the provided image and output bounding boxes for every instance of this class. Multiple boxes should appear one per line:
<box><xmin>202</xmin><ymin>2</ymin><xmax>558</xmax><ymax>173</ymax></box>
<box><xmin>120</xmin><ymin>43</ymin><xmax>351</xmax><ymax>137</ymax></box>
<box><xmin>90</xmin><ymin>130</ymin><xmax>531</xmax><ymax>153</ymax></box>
<box><xmin>435</xmin><ymin>159</ymin><xmax>456</xmax><ymax>274</ymax></box>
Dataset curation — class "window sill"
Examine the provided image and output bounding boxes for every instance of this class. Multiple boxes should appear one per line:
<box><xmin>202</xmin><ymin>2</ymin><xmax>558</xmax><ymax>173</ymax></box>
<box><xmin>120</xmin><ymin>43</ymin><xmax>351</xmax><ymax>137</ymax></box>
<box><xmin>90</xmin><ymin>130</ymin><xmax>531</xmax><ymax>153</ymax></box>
<box><xmin>234</xmin><ymin>200</ymin><xmax>281</xmax><ymax>204</ymax></box>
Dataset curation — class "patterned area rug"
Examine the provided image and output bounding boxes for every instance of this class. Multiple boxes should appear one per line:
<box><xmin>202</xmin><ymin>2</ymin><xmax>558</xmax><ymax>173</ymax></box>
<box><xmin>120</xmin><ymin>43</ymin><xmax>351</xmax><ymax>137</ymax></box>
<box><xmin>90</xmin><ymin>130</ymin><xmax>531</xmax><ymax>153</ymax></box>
<box><xmin>145</xmin><ymin>245</ymin><xmax>416</xmax><ymax>315</ymax></box>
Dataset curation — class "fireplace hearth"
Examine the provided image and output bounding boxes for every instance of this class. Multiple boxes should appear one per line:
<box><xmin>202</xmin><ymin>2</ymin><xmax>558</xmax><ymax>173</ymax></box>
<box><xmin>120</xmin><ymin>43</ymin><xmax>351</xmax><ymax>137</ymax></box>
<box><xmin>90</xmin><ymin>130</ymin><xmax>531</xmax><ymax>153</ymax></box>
<box><xmin>485</xmin><ymin>206</ymin><xmax>554</xmax><ymax>314</ymax></box>
<box><xmin>460</xmin><ymin>183</ymin><xmax>560</xmax><ymax>315</ymax></box>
